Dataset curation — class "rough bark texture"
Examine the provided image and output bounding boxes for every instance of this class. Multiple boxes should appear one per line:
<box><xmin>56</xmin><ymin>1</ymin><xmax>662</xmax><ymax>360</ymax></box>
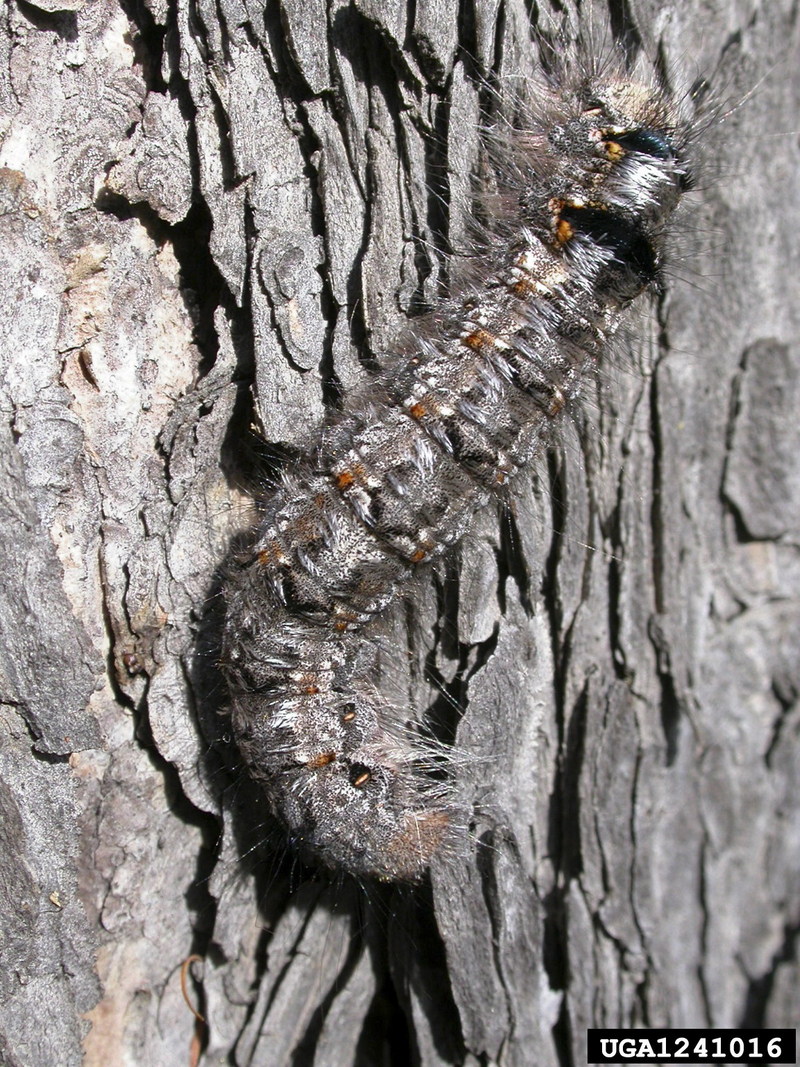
<box><xmin>0</xmin><ymin>0</ymin><xmax>798</xmax><ymax>1064</ymax></box>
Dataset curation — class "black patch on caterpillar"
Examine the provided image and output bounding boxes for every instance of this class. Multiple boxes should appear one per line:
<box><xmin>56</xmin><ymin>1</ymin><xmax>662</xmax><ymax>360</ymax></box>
<box><xmin>561</xmin><ymin>205</ymin><xmax>658</xmax><ymax>290</ymax></box>
<box><xmin>612</xmin><ymin>128</ymin><xmax>676</xmax><ymax>159</ymax></box>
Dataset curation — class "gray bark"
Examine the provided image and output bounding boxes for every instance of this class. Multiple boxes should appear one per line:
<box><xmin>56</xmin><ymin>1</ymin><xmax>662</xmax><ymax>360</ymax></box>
<box><xmin>1</xmin><ymin>0</ymin><xmax>798</xmax><ymax>1064</ymax></box>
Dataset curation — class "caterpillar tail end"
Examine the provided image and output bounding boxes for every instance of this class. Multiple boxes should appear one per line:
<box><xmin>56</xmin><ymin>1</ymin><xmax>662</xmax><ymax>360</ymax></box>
<box><xmin>295</xmin><ymin>803</ymin><xmax>452</xmax><ymax>883</ymax></box>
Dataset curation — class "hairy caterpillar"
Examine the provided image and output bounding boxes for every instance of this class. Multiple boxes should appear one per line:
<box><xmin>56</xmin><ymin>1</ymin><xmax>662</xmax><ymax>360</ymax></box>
<box><xmin>219</xmin><ymin>49</ymin><xmax>694</xmax><ymax>881</ymax></box>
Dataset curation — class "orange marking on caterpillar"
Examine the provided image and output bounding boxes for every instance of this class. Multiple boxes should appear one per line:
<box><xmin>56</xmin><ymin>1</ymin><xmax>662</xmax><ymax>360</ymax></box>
<box><xmin>258</xmin><ymin>542</ymin><xmax>285</xmax><ymax>566</ymax></box>
<box><xmin>604</xmin><ymin>140</ymin><xmax>624</xmax><ymax>161</ymax></box>
<box><xmin>307</xmin><ymin>751</ymin><xmax>336</xmax><ymax>769</ymax></box>
<box><xmin>555</xmin><ymin>217</ymin><xmax>574</xmax><ymax>244</ymax></box>
<box><xmin>462</xmin><ymin>327</ymin><xmax>504</xmax><ymax>352</ymax></box>
<box><xmin>549</xmin><ymin>388</ymin><xmax>566</xmax><ymax>415</ymax></box>
<box><xmin>512</xmin><ymin>275</ymin><xmax>540</xmax><ymax>297</ymax></box>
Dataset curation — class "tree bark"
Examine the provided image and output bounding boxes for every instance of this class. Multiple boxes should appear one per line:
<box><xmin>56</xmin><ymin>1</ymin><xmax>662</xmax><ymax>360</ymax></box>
<box><xmin>1</xmin><ymin>0</ymin><xmax>798</xmax><ymax>1064</ymax></box>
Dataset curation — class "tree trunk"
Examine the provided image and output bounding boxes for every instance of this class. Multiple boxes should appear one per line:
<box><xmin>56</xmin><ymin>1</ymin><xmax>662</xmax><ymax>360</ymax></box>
<box><xmin>1</xmin><ymin>0</ymin><xmax>798</xmax><ymax>1064</ymax></box>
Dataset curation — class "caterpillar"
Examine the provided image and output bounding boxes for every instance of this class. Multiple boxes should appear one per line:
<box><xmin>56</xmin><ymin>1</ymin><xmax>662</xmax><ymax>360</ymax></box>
<box><xmin>219</xmin><ymin>47</ymin><xmax>694</xmax><ymax>881</ymax></box>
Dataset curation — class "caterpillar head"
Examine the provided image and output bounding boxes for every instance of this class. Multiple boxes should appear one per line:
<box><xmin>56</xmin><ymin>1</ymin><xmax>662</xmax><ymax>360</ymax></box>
<box><xmin>580</xmin><ymin>77</ymin><xmax>693</xmax><ymax>199</ymax></box>
<box><xmin>535</xmin><ymin>77</ymin><xmax>693</xmax><ymax>303</ymax></box>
